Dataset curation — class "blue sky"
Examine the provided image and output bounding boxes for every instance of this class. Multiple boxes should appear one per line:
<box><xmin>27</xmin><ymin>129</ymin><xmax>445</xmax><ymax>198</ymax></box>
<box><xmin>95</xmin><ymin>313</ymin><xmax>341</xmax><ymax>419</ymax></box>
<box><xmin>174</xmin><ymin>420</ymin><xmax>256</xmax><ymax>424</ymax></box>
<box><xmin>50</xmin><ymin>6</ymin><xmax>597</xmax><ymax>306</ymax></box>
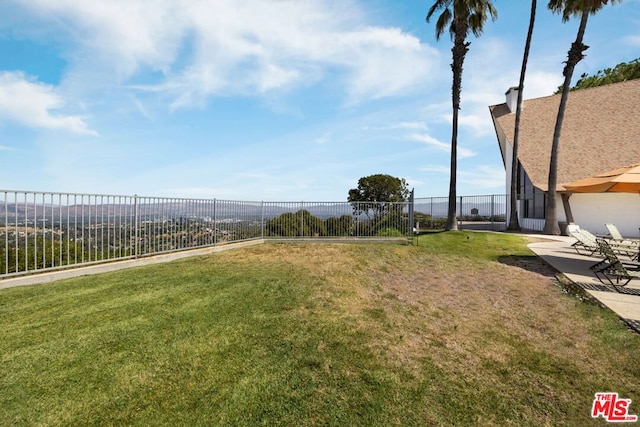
<box><xmin>0</xmin><ymin>0</ymin><xmax>638</xmax><ymax>201</ymax></box>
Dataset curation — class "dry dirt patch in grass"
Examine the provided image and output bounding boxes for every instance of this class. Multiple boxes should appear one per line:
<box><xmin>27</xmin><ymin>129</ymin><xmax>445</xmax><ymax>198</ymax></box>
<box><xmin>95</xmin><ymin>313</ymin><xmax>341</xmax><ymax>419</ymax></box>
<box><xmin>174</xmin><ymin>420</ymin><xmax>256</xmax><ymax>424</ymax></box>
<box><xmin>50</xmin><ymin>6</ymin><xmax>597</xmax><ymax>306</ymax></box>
<box><xmin>370</xmin><ymin>258</ymin><xmax>576</xmax><ymax>370</ymax></box>
<box><xmin>227</xmin><ymin>241</ymin><xmax>595</xmax><ymax>368</ymax></box>
<box><xmin>338</xmin><ymin>244</ymin><xmax>640</xmax><ymax>417</ymax></box>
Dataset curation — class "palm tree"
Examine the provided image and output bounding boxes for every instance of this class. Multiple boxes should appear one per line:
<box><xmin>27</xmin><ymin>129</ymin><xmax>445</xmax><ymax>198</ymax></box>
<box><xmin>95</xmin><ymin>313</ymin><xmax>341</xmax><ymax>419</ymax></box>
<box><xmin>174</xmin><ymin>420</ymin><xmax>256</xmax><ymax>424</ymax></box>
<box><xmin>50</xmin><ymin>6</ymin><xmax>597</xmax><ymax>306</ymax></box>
<box><xmin>426</xmin><ymin>0</ymin><xmax>497</xmax><ymax>231</ymax></box>
<box><xmin>507</xmin><ymin>0</ymin><xmax>537</xmax><ymax>232</ymax></box>
<box><xmin>543</xmin><ymin>0</ymin><xmax>621</xmax><ymax>235</ymax></box>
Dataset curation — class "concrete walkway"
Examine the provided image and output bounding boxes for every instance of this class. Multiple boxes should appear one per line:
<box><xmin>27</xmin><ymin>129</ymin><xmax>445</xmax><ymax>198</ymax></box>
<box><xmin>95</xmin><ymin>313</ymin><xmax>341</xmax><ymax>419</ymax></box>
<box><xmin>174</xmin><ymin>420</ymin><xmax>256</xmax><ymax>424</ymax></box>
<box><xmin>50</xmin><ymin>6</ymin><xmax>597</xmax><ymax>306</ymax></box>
<box><xmin>527</xmin><ymin>235</ymin><xmax>640</xmax><ymax>333</ymax></box>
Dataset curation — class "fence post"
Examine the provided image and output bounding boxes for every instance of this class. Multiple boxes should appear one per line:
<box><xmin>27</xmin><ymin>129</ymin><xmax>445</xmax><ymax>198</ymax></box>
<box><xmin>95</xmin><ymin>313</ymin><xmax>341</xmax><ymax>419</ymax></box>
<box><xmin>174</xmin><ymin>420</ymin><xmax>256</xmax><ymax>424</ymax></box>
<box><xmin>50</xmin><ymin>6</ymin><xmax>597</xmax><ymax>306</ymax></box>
<box><xmin>300</xmin><ymin>202</ymin><xmax>304</xmax><ymax>237</ymax></box>
<box><xmin>491</xmin><ymin>194</ymin><xmax>495</xmax><ymax>230</ymax></box>
<box><xmin>213</xmin><ymin>199</ymin><xmax>217</xmax><ymax>246</ymax></box>
<box><xmin>3</xmin><ymin>191</ymin><xmax>7</xmax><ymax>275</ymax></box>
<box><xmin>355</xmin><ymin>202</ymin><xmax>359</xmax><ymax>237</ymax></box>
<box><xmin>408</xmin><ymin>189</ymin><xmax>414</xmax><ymax>239</ymax></box>
<box><xmin>134</xmin><ymin>194</ymin><xmax>139</xmax><ymax>258</ymax></box>
<box><xmin>428</xmin><ymin>197</ymin><xmax>431</xmax><ymax>229</ymax></box>
<box><xmin>261</xmin><ymin>201</ymin><xmax>264</xmax><ymax>239</ymax></box>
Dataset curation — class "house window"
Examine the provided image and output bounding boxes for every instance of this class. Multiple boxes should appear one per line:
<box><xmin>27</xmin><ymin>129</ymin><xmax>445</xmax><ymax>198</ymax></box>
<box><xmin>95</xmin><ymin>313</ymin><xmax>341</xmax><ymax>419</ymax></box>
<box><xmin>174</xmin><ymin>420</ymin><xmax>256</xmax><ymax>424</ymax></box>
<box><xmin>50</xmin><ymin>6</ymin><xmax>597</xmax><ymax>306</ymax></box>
<box><xmin>518</xmin><ymin>165</ymin><xmax>546</xmax><ymax>219</ymax></box>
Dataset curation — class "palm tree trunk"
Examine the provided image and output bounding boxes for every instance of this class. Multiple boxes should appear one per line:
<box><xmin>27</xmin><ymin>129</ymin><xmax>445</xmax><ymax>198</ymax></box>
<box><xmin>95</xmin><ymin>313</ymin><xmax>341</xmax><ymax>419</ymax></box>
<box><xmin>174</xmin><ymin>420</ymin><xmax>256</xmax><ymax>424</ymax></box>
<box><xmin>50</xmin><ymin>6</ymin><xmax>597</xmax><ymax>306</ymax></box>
<box><xmin>508</xmin><ymin>0</ymin><xmax>537</xmax><ymax>232</ymax></box>
<box><xmin>445</xmin><ymin>39</ymin><xmax>470</xmax><ymax>231</ymax></box>
<box><xmin>543</xmin><ymin>9</ymin><xmax>589</xmax><ymax>235</ymax></box>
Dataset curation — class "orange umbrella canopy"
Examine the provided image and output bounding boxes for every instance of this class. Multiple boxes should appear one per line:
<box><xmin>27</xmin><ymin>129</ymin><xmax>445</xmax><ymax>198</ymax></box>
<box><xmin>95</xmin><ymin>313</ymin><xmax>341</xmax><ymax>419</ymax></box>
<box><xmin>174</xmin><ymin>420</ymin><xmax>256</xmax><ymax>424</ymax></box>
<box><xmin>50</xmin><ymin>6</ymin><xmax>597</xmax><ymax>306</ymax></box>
<box><xmin>564</xmin><ymin>163</ymin><xmax>640</xmax><ymax>193</ymax></box>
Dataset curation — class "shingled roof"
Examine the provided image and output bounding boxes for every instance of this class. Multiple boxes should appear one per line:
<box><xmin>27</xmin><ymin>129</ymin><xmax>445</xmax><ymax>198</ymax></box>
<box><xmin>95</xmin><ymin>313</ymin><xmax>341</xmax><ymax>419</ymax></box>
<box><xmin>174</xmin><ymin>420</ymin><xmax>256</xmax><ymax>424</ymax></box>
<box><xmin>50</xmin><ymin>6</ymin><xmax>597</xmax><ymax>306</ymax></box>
<box><xmin>489</xmin><ymin>79</ymin><xmax>640</xmax><ymax>192</ymax></box>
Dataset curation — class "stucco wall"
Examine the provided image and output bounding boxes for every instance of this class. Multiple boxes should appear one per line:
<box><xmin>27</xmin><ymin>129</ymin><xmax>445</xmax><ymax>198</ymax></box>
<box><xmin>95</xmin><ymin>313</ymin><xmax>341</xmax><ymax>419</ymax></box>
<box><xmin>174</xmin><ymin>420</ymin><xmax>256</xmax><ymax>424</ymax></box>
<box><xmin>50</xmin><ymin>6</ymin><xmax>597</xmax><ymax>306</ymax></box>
<box><xmin>567</xmin><ymin>193</ymin><xmax>640</xmax><ymax>238</ymax></box>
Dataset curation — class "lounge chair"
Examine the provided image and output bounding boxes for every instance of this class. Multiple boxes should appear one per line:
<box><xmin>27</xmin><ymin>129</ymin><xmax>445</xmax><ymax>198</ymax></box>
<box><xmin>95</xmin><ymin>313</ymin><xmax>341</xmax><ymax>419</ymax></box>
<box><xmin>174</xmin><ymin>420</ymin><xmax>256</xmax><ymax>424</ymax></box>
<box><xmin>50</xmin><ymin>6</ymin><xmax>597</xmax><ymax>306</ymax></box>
<box><xmin>604</xmin><ymin>224</ymin><xmax>640</xmax><ymax>261</ymax></box>
<box><xmin>605</xmin><ymin>223</ymin><xmax>640</xmax><ymax>244</ymax></box>
<box><xmin>591</xmin><ymin>238</ymin><xmax>640</xmax><ymax>289</ymax></box>
<box><xmin>583</xmin><ymin>228</ymin><xmax>639</xmax><ymax>260</ymax></box>
<box><xmin>568</xmin><ymin>228</ymin><xmax>600</xmax><ymax>256</ymax></box>
<box><xmin>570</xmin><ymin>228</ymin><xmax>639</xmax><ymax>260</ymax></box>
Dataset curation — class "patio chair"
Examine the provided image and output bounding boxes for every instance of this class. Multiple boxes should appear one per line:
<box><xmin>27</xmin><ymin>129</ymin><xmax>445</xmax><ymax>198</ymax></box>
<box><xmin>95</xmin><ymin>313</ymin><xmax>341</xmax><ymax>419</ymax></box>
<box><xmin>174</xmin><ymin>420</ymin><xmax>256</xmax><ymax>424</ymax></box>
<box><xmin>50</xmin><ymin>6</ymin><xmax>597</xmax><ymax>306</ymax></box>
<box><xmin>578</xmin><ymin>228</ymin><xmax>639</xmax><ymax>261</ymax></box>
<box><xmin>605</xmin><ymin>223</ymin><xmax>640</xmax><ymax>244</ymax></box>
<box><xmin>591</xmin><ymin>238</ymin><xmax>640</xmax><ymax>289</ymax></box>
<box><xmin>568</xmin><ymin>228</ymin><xmax>600</xmax><ymax>256</ymax></box>
<box><xmin>604</xmin><ymin>224</ymin><xmax>640</xmax><ymax>261</ymax></box>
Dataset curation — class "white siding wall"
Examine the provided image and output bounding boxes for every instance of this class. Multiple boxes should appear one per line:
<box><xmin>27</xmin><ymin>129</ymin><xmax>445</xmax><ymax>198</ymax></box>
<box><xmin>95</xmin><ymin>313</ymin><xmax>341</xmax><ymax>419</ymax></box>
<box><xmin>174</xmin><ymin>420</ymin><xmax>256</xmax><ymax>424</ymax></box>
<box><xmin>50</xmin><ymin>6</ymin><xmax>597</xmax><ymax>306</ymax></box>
<box><xmin>520</xmin><ymin>217</ymin><xmax>544</xmax><ymax>232</ymax></box>
<box><xmin>567</xmin><ymin>193</ymin><xmax>640</xmax><ymax>238</ymax></box>
<box><xmin>517</xmin><ymin>194</ymin><xmax>569</xmax><ymax>233</ymax></box>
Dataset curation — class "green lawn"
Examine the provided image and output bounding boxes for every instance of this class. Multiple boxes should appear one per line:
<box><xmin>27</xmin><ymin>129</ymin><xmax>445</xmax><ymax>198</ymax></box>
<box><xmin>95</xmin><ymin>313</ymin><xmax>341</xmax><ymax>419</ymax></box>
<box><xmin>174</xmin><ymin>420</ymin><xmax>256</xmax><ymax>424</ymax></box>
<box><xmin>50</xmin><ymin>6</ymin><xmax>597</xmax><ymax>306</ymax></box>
<box><xmin>1</xmin><ymin>232</ymin><xmax>639</xmax><ymax>426</ymax></box>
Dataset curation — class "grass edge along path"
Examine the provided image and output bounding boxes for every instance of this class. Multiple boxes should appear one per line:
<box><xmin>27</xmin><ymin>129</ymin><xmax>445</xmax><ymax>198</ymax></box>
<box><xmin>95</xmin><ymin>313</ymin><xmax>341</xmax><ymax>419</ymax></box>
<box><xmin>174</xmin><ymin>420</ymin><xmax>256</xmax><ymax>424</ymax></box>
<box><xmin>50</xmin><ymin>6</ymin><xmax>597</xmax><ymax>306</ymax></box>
<box><xmin>1</xmin><ymin>232</ymin><xmax>639</xmax><ymax>426</ymax></box>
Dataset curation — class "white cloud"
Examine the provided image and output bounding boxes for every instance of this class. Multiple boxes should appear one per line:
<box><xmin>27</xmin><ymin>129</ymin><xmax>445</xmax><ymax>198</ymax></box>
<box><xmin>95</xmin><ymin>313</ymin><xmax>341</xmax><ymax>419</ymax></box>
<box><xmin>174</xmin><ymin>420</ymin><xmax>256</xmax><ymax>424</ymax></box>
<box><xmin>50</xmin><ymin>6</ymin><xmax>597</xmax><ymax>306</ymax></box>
<box><xmin>458</xmin><ymin>165</ymin><xmax>505</xmax><ymax>189</ymax></box>
<box><xmin>9</xmin><ymin>0</ymin><xmax>439</xmax><ymax>107</ymax></box>
<box><xmin>13</xmin><ymin>0</ymin><xmax>186</xmax><ymax>77</ymax></box>
<box><xmin>453</xmin><ymin>68</ymin><xmax>561</xmax><ymax>137</ymax></box>
<box><xmin>519</xmin><ymin>71</ymin><xmax>563</xmax><ymax>99</ymax></box>
<box><xmin>426</xmin><ymin>35</ymin><xmax>564</xmax><ymax>139</ymax></box>
<box><xmin>0</xmin><ymin>71</ymin><xmax>97</xmax><ymax>135</ymax></box>
<box><xmin>404</xmin><ymin>176</ymin><xmax>424</xmax><ymax>187</ymax></box>
<box><xmin>366</xmin><ymin>121</ymin><xmax>428</xmax><ymax>131</ymax></box>
<box><xmin>623</xmin><ymin>34</ymin><xmax>640</xmax><ymax>47</ymax></box>
<box><xmin>419</xmin><ymin>164</ymin><xmax>449</xmax><ymax>174</ymax></box>
<box><xmin>409</xmin><ymin>132</ymin><xmax>448</xmax><ymax>150</ymax></box>
<box><xmin>409</xmin><ymin>133</ymin><xmax>476</xmax><ymax>159</ymax></box>
<box><xmin>314</xmin><ymin>133</ymin><xmax>332</xmax><ymax>145</ymax></box>
<box><xmin>338</xmin><ymin>27</ymin><xmax>439</xmax><ymax>102</ymax></box>
<box><xmin>131</xmin><ymin>97</ymin><xmax>153</xmax><ymax>121</ymax></box>
<box><xmin>459</xmin><ymin>112</ymin><xmax>494</xmax><ymax>136</ymax></box>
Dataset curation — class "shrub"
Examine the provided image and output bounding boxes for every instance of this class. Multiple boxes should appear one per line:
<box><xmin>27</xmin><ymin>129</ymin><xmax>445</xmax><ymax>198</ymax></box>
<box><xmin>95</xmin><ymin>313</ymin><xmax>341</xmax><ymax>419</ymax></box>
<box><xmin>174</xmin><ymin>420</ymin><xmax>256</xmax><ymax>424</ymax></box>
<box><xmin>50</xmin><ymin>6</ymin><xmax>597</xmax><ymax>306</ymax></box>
<box><xmin>376</xmin><ymin>227</ymin><xmax>404</xmax><ymax>237</ymax></box>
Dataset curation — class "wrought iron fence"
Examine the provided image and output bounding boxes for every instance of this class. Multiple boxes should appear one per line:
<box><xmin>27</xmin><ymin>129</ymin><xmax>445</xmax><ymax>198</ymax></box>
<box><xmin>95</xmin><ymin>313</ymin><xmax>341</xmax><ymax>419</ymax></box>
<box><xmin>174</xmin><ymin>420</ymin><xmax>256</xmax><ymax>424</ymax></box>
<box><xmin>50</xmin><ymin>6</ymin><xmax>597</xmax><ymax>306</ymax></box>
<box><xmin>414</xmin><ymin>194</ymin><xmax>507</xmax><ymax>232</ymax></box>
<box><xmin>1</xmin><ymin>191</ymin><xmax>419</xmax><ymax>279</ymax></box>
<box><xmin>1</xmin><ymin>190</ymin><xmax>507</xmax><ymax>279</ymax></box>
<box><xmin>262</xmin><ymin>201</ymin><xmax>411</xmax><ymax>238</ymax></box>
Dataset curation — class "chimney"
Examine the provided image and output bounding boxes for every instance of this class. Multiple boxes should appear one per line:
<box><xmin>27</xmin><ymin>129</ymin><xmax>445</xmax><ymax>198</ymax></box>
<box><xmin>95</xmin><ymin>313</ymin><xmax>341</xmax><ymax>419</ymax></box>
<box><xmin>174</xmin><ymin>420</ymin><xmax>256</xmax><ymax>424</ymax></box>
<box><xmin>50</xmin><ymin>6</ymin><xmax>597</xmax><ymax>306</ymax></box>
<box><xmin>505</xmin><ymin>86</ymin><xmax>519</xmax><ymax>113</ymax></box>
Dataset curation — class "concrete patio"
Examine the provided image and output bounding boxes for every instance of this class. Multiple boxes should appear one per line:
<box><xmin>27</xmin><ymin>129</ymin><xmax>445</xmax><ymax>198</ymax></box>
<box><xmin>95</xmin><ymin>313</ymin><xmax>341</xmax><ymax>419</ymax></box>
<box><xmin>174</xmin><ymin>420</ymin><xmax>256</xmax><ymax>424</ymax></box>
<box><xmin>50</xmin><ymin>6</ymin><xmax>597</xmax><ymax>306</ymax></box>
<box><xmin>527</xmin><ymin>235</ymin><xmax>640</xmax><ymax>333</ymax></box>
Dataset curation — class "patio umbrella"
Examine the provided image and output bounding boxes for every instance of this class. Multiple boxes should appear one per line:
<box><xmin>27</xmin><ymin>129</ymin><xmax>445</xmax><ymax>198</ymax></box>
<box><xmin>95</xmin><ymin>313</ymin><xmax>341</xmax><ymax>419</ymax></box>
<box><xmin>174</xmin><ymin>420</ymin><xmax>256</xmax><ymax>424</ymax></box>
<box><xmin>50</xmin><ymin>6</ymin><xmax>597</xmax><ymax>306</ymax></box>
<box><xmin>563</xmin><ymin>163</ymin><xmax>640</xmax><ymax>193</ymax></box>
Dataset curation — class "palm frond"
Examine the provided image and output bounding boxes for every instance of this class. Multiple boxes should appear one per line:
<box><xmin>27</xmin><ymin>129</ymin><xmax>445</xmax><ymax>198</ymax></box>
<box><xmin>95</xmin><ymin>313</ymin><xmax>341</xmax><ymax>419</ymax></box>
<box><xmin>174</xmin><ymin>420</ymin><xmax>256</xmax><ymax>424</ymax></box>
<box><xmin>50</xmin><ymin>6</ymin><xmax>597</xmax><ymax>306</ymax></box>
<box><xmin>548</xmin><ymin>0</ymin><xmax>620</xmax><ymax>22</ymax></box>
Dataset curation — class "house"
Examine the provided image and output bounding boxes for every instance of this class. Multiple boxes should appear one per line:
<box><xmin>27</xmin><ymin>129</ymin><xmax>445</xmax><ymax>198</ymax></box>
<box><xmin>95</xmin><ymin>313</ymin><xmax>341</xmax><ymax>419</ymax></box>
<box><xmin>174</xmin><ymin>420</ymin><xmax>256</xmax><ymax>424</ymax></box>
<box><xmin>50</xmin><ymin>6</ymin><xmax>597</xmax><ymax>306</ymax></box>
<box><xmin>489</xmin><ymin>79</ymin><xmax>640</xmax><ymax>237</ymax></box>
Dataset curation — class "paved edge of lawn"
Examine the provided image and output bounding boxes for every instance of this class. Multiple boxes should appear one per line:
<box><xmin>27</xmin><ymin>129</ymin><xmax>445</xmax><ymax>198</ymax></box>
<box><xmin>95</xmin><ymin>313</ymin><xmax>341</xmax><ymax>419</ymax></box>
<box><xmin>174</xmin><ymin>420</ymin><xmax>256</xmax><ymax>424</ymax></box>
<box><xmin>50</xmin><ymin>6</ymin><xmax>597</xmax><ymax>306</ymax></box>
<box><xmin>0</xmin><ymin>239</ymin><xmax>266</xmax><ymax>290</ymax></box>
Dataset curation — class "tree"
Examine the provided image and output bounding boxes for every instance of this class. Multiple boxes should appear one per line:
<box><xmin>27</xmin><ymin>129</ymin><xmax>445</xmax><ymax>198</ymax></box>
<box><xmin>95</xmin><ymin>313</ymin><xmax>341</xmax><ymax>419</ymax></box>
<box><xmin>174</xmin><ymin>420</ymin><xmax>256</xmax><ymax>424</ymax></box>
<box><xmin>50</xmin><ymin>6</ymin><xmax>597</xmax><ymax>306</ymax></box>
<box><xmin>264</xmin><ymin>210</ymin><xmax>327</xmax><ymax>237</ymax></box>
<box><xmin>348</xmin><ymin>174</ymin><xmax>409</xmax><ymax>221</ymax></box>
<box><xmin>507</xmin><ymin>0</ymin><xmax>537</xmax><ymax>232</ymax></box>
<box><xmin>426</xmin><ymin>0</ymin><xmax>497</xmax><ymax>231</ymax></box>
<box><xmin>543</xmin><ymin>0</ymin><xmax>621</xmax><ymax>235</ymax></box>
<box><xmin>324</xmin><ymin>215</ymin><xmax>353</xmax><ymax>237</ymax></box>
<box><xmin>556</xmin><ymin>58</ymin><xmax>640</xmax><ymax>92</ymax></box>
